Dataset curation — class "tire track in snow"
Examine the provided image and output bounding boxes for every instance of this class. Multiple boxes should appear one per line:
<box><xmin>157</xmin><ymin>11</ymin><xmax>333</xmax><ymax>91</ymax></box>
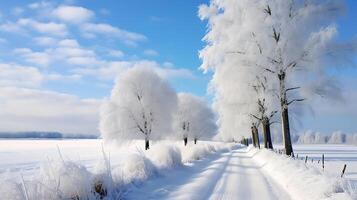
<box><xmin>167</xmin><ymin>148</ymin><xmax>291</xmax><ymax>200</ymax></box>
<box><xmin>166</xmin><ymin>151</ymin><xmax>234</xmax><ymax>200</ymax></box>
<box><xmin>125</xmin><ymin>147</ymin><xmax>291</xmax><ymax>200</ymax></box>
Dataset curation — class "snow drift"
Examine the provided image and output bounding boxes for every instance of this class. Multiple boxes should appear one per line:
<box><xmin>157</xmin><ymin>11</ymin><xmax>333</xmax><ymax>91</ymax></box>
<box><xmin>0</xmin><ymin>141</ymin><xmax>237</xmax><ymax>200</ymax></box>
<box><xmin>251</xmin><ymin>147</ymin><xmax>352</xmax><ymax>200</ymax></box>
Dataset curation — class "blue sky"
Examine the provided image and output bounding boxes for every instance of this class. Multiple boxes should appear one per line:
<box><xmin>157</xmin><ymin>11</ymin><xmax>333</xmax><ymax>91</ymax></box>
<box><xmin>0</xmin><ymin>0</ymin><xmax>211</xmax><ymax>99</ymax></box>
<box><xmin>0</xmin><ymin>0</ymin><xmax>356</xmax><ymax>135</ymax></box>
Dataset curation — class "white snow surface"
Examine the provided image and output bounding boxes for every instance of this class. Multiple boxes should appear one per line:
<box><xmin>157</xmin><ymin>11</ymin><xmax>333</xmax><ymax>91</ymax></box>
<box><xmin>253</xmin><ymin>147</ymin><xmax>353</xmax><ymax>200</ymax></box>
<box><xmin>0</xmin><ymin>139</ymin><xmax>355</xmax><ymax>200</ymax></box>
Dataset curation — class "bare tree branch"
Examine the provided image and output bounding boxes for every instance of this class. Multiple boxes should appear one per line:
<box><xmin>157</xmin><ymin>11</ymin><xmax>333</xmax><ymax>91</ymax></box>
<box><xmin>264</xmin><ymin>68</ymin><xmax>276</xmax><ymax>74</ymax></box>
<box><xmin>287</xmin><ymin>98</ymin><xmax>305</xmax><ymax>105</ymax></box>
<box><xmin>269</xmin><ymin>110</ymin><xmax>278</xmax><ymax>119</ymax></box>
<box><xmin>285</xmin><ymin>86</ymin><xmax>300</xmax><ymax>93</ymax></box>
<box><xmin>250</xmin><ymin>114</ymin><xmax>262</xmax><ymax>121</ymax></box>
<box><xmin>273</xmin><ymin>27</ymin><xmax>280</xmax><ymax>43</ymax></box>
<box><xmin>264</xmin><ymin>5</ymin><xmax>272</xmax><ymax>16</ymax></box>
<box><xmin>252</xmin><ymin>32</ymin><xmax>263</xmax><ymax>55</ymax></box>
<box><xmin>289</xmin><ymin>0</ymin><xmax>297</xmax><ymax>19</ymax></box>
<box><xmin>269</xmin><ymin>121</ymin><xmax>280</xmax><ymax>125</ymax></box>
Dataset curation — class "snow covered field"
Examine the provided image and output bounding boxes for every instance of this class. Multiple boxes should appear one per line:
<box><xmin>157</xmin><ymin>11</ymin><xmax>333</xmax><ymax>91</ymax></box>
<box><xmin>287</xmin><ymin>144</ymin><xmax>357</xmax><ymax>195</ymax></box>
<box><xmin>0</xmin><ymin>139</ymin><xmax>355</xmax><ymax>199</ymax></box>
<box><xmin>0</xmin><ymin>139</ymin><xmax>237</xmax><ymax>199</ymax></box>
<box><xmin>0</xmin><ymin>139</ymin><xmax>232</xmax><ymax>180</ymax></box>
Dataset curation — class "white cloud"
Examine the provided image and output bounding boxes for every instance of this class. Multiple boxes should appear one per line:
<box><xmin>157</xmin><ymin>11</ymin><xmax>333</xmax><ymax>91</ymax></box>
<box><xmin>73</xmin><ymin>60</ymin><xmax>195</xmax><ymax>81</ymax></box>
<box><xmin>28</xmin><ymin>1</ymin><xmax>52</xmax><ymax>9</ymax></box>
<box><xmin>108</xmin><ymin>50</ymin><xmax>124</xmax><ymax>58</ymax></box>
<box><xmin>0</xmin><ymin>61</ymin><xmax>82</xmax><ymax>88</ymax></box>
<box><xmin>17</xmin><ymin>18</ymin><xmax>68</xmax><ymax>37</ymax></box>
<box><xmin>73</xmin><ymin>61</ymin><xmax>131</xmax><ymax>80</ymax></box>
<box><xmin>143</xmin><ymin>49</ymin><xmax>159</xmax><ymax>56</ymax></box>
<box><xmin>52</xmin><ymin>5</ymin><xmax>94</xmax><ymax>24</ymax></box>
<box><xmin>33</xmin><ymin>36</ymin><xmax>58</xmax><ymax>46</ymax></box>
<box><xmin>12</xmin><ymin>7</ymin><xmax>24</xmax><ymax>16</ymax></box>
<box><xmin>0</xmin><ymin>21</ymin><xmax>26</xmax><ymax>34</ymax></box>
<box><xmin>46</xmin><ymin>73</ymin><xmax>82</xmax><ymax>82</ymax></box>
<box><xmin>0</xmin><ymin>87</ymin><xmax>101</xmax><ymax>135</ymax></box>
<box><xmin>14</xmin><ymin>39</ymin><xmax>103</xmax><ymax>67</ymax></box>
<box><xmin>80</xmin><ymin>23</ymin><xmax>146</xmax><ymax>46</ymax></box>
<box><xmin>154</xmin><ymin>65</ymin><xmax>195</xmax><ymax>80</ymax></box>
<box><xmin>58</xmin><ymin>38</ymin><xmax>79</xmax><ymax>47</ymax></box>
<box><xmin>0</xmin><ymin>63</ymin><xmax>43</xmax><ymax>87</ymax></box>
<box><xmin>14</xmin><ymin>48</ymin><xmax>51</xmax><ymax>66</ymax></box>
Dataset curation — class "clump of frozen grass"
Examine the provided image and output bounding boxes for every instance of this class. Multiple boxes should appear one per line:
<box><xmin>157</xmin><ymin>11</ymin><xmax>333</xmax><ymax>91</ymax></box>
<box><xmin>181</xmin><ymin>144</ymin><xmax>208</xmax><ymax>162</ymax></box>
<box><xmin>0</xmin><ymin>180</ymin><xmax>25</xmax><ymax>200</ymax></box>
<box><xmin>0</xmin><ymin>160</ymin><xmax>100</xmax><ymax>200</ymax></box>
<box><xmin>180</xmin><ymin>142</ymin><xmax>237</xmax><ymax>163</ymax></box>
<box><xmin>120</xmin><ymin>153</ymin><xmax>155</xmax><ymax>185</ymax></box>
<box><xmin>0</xmin><ymin>141</ymin><xmax>238</xmax><ymax>200</ymax></box>
<box><xmin>145</xmin><ymin>145</ymin><xmax>182</xmax><ymax>170</ymax></box>
<box><xmin>0</xmin><ymin>152</ymin><xmax>119</xmax><ymax>200</ymax></box>
<box><xmin>35</xmin><ymin>160</ymin><xmax>95</xmax><ymax>199</ymax></box>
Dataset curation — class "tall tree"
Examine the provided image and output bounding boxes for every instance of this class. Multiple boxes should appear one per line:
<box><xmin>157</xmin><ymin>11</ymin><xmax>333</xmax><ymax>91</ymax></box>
<box><xmin>174</xmin><ymin>93</ymin><xmax>217</xmax><ymax>145</ymax></box>
<box><xmin>251</xmin><ymin>76</ymin><xmax>277</xmax><ymax>149</ymax></box>
<box><xmin>199</xmin><ymin>0</ymin><xmax>355</xmax><ymax>155</ymax></box>
<box><xmin>100</xmin><ymin>66</ymin><xmax>177</xmax><ymax>150</ymax></box>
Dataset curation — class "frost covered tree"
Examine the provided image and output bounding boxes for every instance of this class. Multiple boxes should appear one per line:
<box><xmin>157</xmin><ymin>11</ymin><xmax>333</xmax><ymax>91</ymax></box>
<box><xmin>199</xmin><ymin>0</ymin><xmax>355</xmax><ymax>155</ymax></box>
<box><xmin>100</xmin><ymin>66</ymin><xmax>177</xmax><ymax>150</ymax></box>
<box><xmin>346</xmin><ymin>133</ymin><xmax>357</xmax><ymax>145</ymax></box>
<box><xmin>174</xmin><ymin>93</ymin><xmax>217</xmax><ymax>145</ymax></box>
<box><xmin>328</xmin><ymin>131</ymin><xmax>346</xmax><ymax>144</ymax></box>
<box><xmin>314</xmin><ymin>132</ymin><xmax>328</xmax><ymax>144</ymax></box>
<box><xmin>298</xmin><ymin>130</ymin><xmax>316</xmax><ymax>144</ymax></box>
<box><xmin>250</xmin><ymin>76</ymin><xmax>277</xmax><ymax>149</ymax></box>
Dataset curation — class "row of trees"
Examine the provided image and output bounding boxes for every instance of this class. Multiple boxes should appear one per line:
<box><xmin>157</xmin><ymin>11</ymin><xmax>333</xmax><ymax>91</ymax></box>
<box><xmin>297</xmin><ymin>131</ymin><xmax>357</xmax><ymax>145</ymax></box>
<box><xmin>199</xmin><ymin>0</ymin><xmax>355</xmax><ymax>155</ymax></box>
<box><xmin>100</xmin><ymin>66</ymin><xmax>217</xmax><ymax>150</ymax></box>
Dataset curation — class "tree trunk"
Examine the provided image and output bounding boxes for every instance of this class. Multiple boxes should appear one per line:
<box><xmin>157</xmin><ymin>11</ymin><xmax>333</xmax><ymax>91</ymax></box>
<box><xmin>262</xmin><ymin>117</ymin><xmax>273</xmax><ymax>149</ymax></box>
<box><xmin>253</xmin><ymin>125</ymin><xmax>260</xmax><ymax>148</ymax></box>
<box><xmin>194</xmin><ymin>138</ymin><xmax>197</xmax><ymax>144</ymax></box>
<box><xmin>184</xmin><ymin>137</ymin><xmax>188</xmax><ymax>146</ymax></box>
<box><xmin>251</xmin><ymin>126</ymin><xmax>257</xmax><ymax>147</ymax></box>
<box><xmin>145</xmin><ymin>139</ymin><xmax>150</xmax><ymax>150</ymax></box>
<box><xmin>278</xmin><ymin>71</ymin><xmax>293</xmax><ymax>156</ymax></box>
<box><xmin>282</xmin><ymin>106</ymin><xmax>293</xmax><ymax>155</ymax></box>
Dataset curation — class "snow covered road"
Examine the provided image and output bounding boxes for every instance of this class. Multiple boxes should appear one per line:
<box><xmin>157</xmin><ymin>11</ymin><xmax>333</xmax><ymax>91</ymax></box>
<box><xmin>126</xmin><ymin>148</ymin><xmax>291</xmax><ymax>200</ymax></box>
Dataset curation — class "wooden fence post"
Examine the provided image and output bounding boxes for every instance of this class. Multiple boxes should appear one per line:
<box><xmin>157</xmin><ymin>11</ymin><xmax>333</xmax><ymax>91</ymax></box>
<box><xmin>322</xmin><ymin>154</ymin><xmax>325</xmax><ymax>171</ymax></box>
<box><xmin>305</xmin><ymin>156</ymin><xmax>308</xmax><ymax>164</ymax></box>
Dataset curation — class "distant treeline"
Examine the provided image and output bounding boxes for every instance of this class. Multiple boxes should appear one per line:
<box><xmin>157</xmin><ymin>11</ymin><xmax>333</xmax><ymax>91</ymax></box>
<box><xmin>0</xmin><ymin>131</ymin><xmax>98</xmax><ymax>139</ymax></box>
<box><xmin>296</xmin><ymin>130</ymin><xmax>357</xmax><ymax>145</ymax></box>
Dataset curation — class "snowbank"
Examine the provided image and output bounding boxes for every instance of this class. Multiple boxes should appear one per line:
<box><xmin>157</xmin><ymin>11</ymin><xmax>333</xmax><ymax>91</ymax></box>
<box><xmin>251</xmin><ymin>148</ymin><xmax>352</xmax><ymax>200</ymax></box>
<box><xmin>0</xmin><ymin>141</ymin><xmax>237</xmax><ymax>200</ymax></box>
<box><xmin>119</xmin><ymin>153</ymin><xmax>156</xmax><ymax>184</ymax></box>
<box><xmin>180</xmin><ymin>143</ymin><xmax>233</xmax><ymax>163</ymax></box>
<box><xmin>0</xmin><ymin>160</ymin><xmax>118</xmax><ymax>200</ymax></box>
<box><xmin>145</xmin><ymin>145</ymin><xmax>182</xmax><ymax>170</ymax></box>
